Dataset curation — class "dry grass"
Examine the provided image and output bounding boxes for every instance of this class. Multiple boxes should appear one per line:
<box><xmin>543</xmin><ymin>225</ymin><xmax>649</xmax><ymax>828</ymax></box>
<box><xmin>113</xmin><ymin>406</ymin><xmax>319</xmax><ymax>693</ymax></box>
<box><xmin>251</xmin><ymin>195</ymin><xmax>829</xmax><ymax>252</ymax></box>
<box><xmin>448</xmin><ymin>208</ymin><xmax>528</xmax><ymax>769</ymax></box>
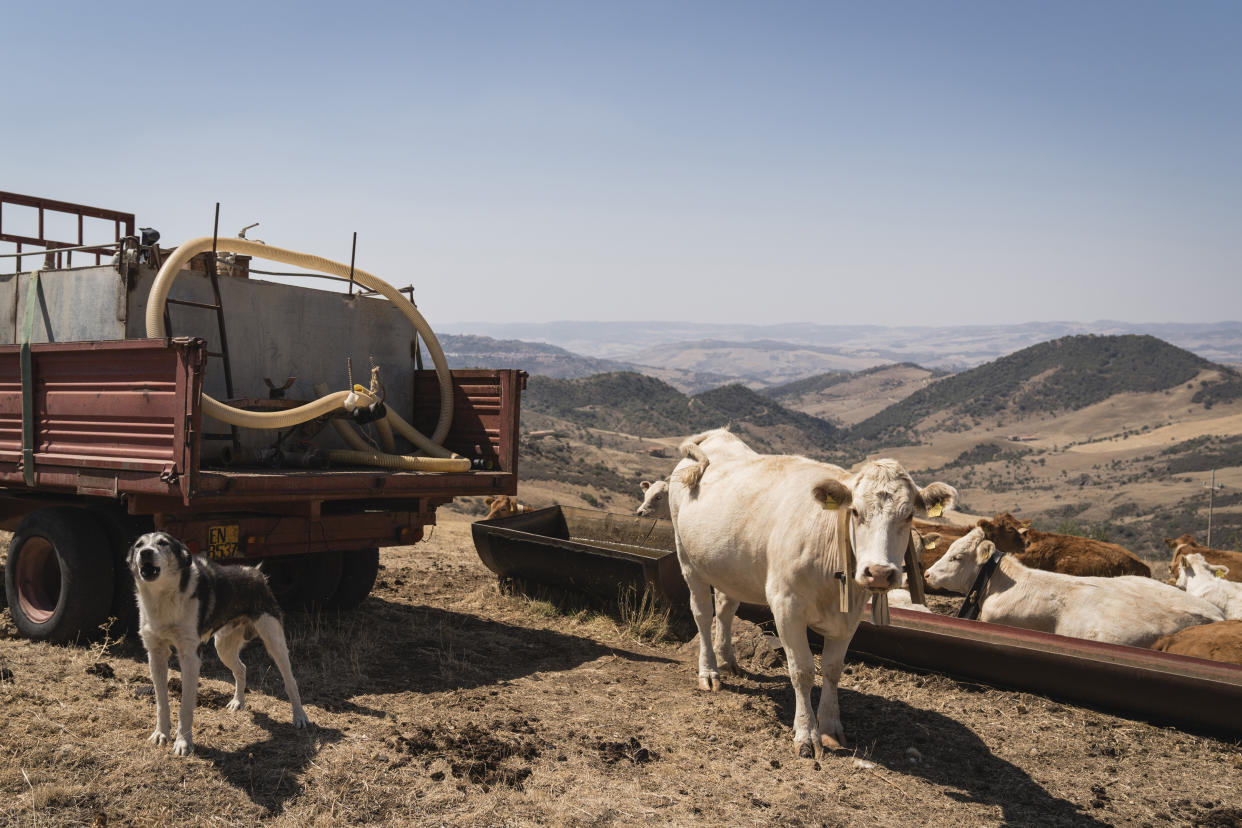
<box><xmin>2</xmin><ymin>514</ymin><xmax>1241</xmax><ymax>827</ymax></box>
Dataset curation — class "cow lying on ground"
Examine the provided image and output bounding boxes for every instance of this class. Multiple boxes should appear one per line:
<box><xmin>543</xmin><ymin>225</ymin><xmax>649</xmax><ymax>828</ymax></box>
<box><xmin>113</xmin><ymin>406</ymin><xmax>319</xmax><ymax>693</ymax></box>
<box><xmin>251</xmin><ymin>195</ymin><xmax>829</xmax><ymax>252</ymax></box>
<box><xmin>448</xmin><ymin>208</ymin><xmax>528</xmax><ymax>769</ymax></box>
<box><xmin>1175</xmin><ymin>553</ymin><xmax>1242</xmax><ymax>620</ymax></box>
<box><xmin>915</xmin><ymin>514</ymin><xmax>1150</xmax><ymax>578</ymax></box>
<box><xmin>979</xmin><ymin>514</ymin><xmax>1150</xmax><ymax>577</ymax></box>
<box><xmin>1166</xmin><ymin>534</ymin><xmax>1242</xmax><ymax>584</ymax></box>
<box><xmin>1151</xmin><ymin>620</ymin><xmax>1242</xmax><ymax>666</ymax></box>
<box><xmin>482</xmin><ymin>495</ymin><xmax>530</xmax><ymax>520</ymax></box>
<box><xmin>925</xmin><ymin>529</ymin><xmax>1222</xmax><ymax>647</ymax></box>
<box><xmin>669</xmin><ymin>452</ymin><xmax>955</xmax><ymax>757</ymax></box>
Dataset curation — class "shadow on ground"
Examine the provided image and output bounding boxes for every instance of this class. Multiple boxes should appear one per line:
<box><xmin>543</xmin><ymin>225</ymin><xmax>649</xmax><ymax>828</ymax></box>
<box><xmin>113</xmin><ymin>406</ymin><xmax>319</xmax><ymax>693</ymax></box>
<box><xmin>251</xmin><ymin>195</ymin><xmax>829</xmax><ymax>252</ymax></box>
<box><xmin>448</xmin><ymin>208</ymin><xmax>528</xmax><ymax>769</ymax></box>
<box><xmin>195</xmin><ymin>711</ymin><xmax>345</xmax><ymax>816</ymax></box>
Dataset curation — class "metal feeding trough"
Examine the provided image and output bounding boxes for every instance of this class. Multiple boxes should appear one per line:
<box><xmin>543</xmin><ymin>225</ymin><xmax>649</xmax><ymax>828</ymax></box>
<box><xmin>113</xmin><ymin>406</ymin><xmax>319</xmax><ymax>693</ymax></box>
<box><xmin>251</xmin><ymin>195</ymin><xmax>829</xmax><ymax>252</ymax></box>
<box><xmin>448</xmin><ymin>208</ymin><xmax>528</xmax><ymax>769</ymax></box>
<box><xmin>472</xmin><ymin>506</ymin><xmax>1242</xmax><ymax>738</ymax></box>
<box><xmin>471</xmin><ymin>506</ymin><xmax>688</xmax><ymax>610</ymax></box>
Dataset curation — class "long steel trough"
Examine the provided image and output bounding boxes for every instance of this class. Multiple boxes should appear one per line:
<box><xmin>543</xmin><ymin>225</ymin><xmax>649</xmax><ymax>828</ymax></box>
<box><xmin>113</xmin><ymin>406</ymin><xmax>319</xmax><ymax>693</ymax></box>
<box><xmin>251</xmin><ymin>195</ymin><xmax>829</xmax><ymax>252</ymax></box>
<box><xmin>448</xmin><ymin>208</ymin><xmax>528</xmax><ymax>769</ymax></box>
<box><xmin>473</xmin><ymin>506</ymin><xmax>1242</xmax><ymax>738</ymax></box>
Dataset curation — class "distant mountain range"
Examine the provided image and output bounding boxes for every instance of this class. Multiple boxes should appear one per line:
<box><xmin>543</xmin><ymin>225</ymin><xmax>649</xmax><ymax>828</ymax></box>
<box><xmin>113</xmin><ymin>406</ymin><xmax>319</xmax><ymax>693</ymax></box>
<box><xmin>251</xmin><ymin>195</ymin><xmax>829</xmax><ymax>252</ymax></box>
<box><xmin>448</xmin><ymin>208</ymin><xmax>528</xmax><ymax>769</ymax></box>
<box><xmin>443</xmin><ymin>320</ymin><xmax>1242</xmax><ymax>374</ymax></box>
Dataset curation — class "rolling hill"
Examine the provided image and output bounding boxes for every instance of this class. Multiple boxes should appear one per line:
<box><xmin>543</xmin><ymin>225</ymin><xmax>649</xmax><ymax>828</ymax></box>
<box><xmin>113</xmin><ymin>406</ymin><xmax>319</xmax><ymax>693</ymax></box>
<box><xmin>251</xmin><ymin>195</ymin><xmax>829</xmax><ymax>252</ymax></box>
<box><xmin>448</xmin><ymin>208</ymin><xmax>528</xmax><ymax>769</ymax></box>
<box><xmin>522</xmin><ymin>372</ymin><xmax>841</xmax><ymax>453</ymax></box>
<box><xmin>850</xmin><ymin>335</ymin><xmax>1232</xmax><ymax>442</ymax></box>
<box><xmin>764</xmin><ymin>363</ymin><xmax>948</xmax><ymax>426</ymax></box>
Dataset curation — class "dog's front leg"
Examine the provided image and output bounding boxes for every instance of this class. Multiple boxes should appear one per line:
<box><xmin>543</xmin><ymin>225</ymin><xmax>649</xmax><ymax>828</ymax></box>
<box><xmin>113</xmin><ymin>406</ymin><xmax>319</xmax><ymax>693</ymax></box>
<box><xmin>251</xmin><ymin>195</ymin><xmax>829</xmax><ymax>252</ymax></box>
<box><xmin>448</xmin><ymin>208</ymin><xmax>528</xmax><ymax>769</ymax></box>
<box><xmin>173</xmin><ymin>640</ymin><xmax>201</xmax><ymax>757</ymax></box>
<box><xmin>146</xmin><ymin>641</ymin><xmax>172</xmax><ymax>746</ymax></box>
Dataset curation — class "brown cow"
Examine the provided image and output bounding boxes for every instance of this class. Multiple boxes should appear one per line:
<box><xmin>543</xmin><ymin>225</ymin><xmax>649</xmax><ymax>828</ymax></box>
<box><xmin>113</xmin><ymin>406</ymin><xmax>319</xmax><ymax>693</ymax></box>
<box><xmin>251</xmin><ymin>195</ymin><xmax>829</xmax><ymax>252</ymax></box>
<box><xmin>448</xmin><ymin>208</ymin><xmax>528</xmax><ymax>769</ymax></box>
<box><xmin>1165</xmin><ymin>534</ymin><xmax>1242</xmax><ymax>584</ymax></box>
<box><xmin>482</xmin><ymin>495</ymin><xmax>530</xmax><ymax>521</ymax></box>
<box><xmin>980</xmin><ymin>513</ymin><xmax>1151</xmax><ymax>577</ymax></box>
<box><xmin>1151</xmin><ymin>620</ymin><xmax>1242</xmax><ymax>666</ymax></box>
<box><xmin>916</xmin><ymin>513</ymin><xmax>1151</xmax><ymax>578</ymax></box>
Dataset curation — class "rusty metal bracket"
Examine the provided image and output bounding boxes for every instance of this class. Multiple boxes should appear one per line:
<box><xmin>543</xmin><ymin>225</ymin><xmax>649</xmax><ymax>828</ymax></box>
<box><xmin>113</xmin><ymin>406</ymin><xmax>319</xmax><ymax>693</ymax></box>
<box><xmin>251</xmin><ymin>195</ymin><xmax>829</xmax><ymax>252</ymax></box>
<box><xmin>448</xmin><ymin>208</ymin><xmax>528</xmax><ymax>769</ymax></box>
<box><xmin>19</xmin><ymin>270</ymin><xmax>42</xmax><ymax>486</ymax></box>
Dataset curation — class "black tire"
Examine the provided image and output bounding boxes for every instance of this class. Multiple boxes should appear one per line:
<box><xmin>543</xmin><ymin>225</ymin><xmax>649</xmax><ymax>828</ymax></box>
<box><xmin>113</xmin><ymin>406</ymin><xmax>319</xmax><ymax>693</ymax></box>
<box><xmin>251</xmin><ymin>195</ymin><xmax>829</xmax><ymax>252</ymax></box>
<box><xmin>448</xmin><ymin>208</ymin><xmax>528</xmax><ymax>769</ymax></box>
<box><xmin>87</xmin><ymin>507</ymin><xmax>150</xmax><ymax>637</ymax></box>
<box><xmin>326</xmin><ymin>548</ymin><xmax>380</xmax><ymax>612</ymax></box>
<box><xmin>4</xmin><ymin>508</ymin><xmax>115</xmax><ymax>643</ymax></box>
<box><xmin>264</xmin><ymin>550</ymin><xmax>343</xmax><ymax>613</ymax></box>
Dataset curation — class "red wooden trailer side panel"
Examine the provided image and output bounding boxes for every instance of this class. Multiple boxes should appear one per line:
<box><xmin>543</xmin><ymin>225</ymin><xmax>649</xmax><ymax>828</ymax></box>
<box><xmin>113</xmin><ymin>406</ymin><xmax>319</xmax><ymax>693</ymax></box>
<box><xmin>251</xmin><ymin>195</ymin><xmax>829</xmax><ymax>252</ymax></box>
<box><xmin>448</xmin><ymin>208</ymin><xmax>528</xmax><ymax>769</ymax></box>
<box><xmin>0</xmin><ymin>338</ymin><xmax>203</xmax><ymax>501</ymax></box>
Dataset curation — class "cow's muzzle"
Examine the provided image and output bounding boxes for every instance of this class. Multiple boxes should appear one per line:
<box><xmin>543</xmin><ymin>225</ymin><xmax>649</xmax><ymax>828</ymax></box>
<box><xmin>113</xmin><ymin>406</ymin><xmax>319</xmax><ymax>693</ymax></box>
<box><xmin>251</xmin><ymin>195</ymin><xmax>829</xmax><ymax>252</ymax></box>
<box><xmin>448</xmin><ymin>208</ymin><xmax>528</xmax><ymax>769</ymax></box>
<box><xmin>862</xmin><ymin>564</ymin><xmax>898</xmax><ymax>590</ymax></box>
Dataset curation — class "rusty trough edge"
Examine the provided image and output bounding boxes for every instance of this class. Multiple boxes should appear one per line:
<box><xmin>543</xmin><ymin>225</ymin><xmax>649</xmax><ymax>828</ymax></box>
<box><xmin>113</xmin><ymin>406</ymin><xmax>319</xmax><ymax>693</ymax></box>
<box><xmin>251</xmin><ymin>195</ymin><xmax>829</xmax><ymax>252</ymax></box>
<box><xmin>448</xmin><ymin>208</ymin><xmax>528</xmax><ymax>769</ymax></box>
<box><xmin>474</xmin><ymin>506</ymin><xmax>1242</xmax><ymax>740</ymax></box>
<box><xmin>846</xmin><ymin>607</ymin><xmax>1242</xmax><ymax>740</ymax></box>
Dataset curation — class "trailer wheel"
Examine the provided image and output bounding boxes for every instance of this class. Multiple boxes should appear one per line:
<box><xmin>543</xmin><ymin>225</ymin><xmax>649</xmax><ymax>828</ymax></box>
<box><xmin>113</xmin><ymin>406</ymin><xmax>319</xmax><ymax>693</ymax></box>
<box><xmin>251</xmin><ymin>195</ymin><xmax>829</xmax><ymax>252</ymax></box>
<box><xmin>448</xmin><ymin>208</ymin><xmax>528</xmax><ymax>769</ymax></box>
<box><xmin>4</xmin><ymin>508</ymin><xmax>115</xmax><ymax>643</ymax></box>
<box><xmin>264</xmin><ymin>551</ymin><xmax>343</xmax><ymax>613</ymax></box>
<box><xmin>326</xmin><ymin>548</ymin><xmax>380</xmax><ymax>612</ymax></box>
<box><xmin>87</xmin><ymin>507</ymin><xmax>149</xmax><ymax>637</ymax></box>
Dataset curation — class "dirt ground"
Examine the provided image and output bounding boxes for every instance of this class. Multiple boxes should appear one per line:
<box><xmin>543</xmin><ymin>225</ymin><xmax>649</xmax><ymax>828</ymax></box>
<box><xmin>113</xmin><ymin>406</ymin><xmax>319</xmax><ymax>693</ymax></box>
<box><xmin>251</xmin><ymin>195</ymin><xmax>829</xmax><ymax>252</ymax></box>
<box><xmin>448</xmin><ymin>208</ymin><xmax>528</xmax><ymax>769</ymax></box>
<box><xmin>2</xmin><ymin>514</ymin><xmax>1240</xmax><ymax>827</ymax></box>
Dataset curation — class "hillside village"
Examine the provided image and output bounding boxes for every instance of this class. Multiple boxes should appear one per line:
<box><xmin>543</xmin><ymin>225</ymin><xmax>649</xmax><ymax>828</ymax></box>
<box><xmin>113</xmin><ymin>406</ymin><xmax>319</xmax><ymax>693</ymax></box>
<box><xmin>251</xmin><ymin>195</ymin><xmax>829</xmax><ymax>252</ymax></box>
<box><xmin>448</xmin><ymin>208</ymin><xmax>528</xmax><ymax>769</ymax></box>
<box><xmin>452</xmin><ymin>333</ymin><xmax>1242</xmax><ymax>562</ymax></box>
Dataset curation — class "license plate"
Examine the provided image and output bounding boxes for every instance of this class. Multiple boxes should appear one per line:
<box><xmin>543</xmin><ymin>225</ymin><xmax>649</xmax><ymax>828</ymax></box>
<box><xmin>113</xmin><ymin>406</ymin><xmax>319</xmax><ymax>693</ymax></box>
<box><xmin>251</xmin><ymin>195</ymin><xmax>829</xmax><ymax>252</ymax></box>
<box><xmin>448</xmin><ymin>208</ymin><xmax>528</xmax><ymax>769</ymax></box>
<box><xmin>207</xmin><ymin>525</ymin><xmax>241</xmax><ymax>559</ymax></box>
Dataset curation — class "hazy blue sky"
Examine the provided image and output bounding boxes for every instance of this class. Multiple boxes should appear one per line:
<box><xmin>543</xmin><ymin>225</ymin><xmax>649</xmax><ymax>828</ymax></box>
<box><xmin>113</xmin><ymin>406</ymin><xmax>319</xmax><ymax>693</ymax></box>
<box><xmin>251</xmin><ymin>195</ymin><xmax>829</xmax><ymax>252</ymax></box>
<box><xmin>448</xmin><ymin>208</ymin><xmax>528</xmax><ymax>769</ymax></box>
<box><xmin>3</xmin><ymin>1</ymin><xmax>1238</xmax><ymax>328</ymax></box>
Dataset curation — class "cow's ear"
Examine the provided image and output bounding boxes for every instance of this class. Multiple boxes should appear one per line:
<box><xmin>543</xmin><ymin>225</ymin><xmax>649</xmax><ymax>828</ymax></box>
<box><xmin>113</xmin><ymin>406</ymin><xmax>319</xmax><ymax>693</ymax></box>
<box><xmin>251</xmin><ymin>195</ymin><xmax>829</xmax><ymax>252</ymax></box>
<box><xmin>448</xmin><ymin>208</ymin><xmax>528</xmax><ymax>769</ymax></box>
<box><xmin>917</xmin><ymin>482</ymin><xmax>956</xmax><ymax>517</ymax></box>
<box><xmin>640</xmin><ymin>481</ymin><xmax>651</xmax><ymax>492</ymax></box>
<box><xmin>1017</xmin><ymin>526</ymin><xmax>1030</xmax><ymax>536</ymax></box>
<box><xmin>922</xmin><ymin>532</ymin><xmax>941</xmax><ymax>551</ymax></box>
<box><xmin>484</xmin><ymin>496</ymin><xmax>496</xmax><ymax>506</ymax></box>
<box><xmin>812</xmin><ymin>480</ymin><xmax>852</xmax><ymax>510</ymax></box>
<box><xmin>1212</xmin><ymin>564</ymin><xmax>1230</xmax><ymax>578</ymax></box>
<box><xmin>975</xmin><ymin>540</ymin><xmax>996</xmax><ymax>565</ymax></box>
<box><xmin>1163</xmin><ymin>537</ymin><xmax>1178</xmax><ymax>549</ymax></box>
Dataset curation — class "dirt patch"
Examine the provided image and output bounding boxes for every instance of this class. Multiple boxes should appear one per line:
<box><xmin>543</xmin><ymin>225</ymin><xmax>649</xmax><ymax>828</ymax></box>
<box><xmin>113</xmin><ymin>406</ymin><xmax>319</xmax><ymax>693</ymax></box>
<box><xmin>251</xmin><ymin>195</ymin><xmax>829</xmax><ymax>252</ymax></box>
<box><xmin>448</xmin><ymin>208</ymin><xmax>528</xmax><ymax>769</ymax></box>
<box><xmin>2</xmin><ymin>513</ymin><xmax>1240</xmax><ymax>826</ymax></box>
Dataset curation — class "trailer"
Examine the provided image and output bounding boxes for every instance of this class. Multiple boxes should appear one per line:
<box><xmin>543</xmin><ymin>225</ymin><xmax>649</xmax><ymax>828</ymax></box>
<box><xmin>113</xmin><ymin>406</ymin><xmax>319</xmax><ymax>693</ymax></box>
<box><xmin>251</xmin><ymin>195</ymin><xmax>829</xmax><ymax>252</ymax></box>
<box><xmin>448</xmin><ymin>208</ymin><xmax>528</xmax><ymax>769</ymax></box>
<box><xmin>473</xmin><ymin>505</ymin><xmax>1242</xmax><ymax>738</ymax></box>
<box><xmin>0</xmin><ymin>192</ymin><xmax>524</xmax><ymax>642</ymax></box>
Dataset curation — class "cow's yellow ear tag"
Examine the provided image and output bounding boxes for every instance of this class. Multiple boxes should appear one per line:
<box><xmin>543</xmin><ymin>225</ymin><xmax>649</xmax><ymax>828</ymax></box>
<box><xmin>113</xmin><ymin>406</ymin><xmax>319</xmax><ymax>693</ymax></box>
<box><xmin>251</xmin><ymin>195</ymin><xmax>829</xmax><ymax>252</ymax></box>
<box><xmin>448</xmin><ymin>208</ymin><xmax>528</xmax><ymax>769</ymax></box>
<box><xmin>926</xmin><ymin>503</ymin><xmax>943</xmax><ymax>518</ymax></box>
<box><xmin>1215</xmin><ymin>569</ymin><xmax>1225</xmax><ymax>578</ymax></box>
<box><xmin>926</xmin><ymin>540</ymin><xmax>937</xmax><ymax>550</ymax></box>
<box><xmin>821</xmin><ymin>496</ymin><xmax>837</xmax><ymax>510</ymax></box>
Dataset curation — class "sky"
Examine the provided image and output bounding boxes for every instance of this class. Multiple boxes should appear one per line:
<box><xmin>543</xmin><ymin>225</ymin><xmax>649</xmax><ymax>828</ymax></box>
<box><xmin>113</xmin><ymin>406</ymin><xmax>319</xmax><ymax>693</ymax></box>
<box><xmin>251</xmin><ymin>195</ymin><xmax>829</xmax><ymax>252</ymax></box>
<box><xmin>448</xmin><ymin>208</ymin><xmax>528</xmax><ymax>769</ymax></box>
<box><xmin>2</xmin><ymin>1</ymin><xmax>1239</xmax><ymax>328</ymax></box>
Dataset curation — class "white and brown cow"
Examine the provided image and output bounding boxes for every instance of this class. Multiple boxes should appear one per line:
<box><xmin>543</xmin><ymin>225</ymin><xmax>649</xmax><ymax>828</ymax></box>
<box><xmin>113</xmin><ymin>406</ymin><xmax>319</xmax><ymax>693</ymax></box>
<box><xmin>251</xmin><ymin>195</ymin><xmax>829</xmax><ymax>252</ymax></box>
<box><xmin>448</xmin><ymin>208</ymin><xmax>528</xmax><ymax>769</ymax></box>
<box><xmin>1175</xmin><ymin>553</ymin><xmax>1242</xmax><ymax>620</ymax></box>
<box><xmin>669</xmin><ymin>454</ymin><xmax>955</xmax><ymax>757</ymax></box>
<box><xmin>926</xmin><ymin>528</ymin><xmax>1224</xmax><ymax>647</ymax></box>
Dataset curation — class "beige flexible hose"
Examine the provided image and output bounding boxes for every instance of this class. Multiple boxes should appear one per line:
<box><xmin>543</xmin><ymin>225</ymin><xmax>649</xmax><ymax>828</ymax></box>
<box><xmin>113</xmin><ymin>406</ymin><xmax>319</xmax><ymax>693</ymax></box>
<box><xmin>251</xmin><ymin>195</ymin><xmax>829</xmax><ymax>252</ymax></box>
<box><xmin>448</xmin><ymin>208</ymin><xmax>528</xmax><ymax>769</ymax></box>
<box><xmin>375</xmin><ymin>417</ymin><xmax>397</xmax><ymax>453</ymax></box>
<box><xmin>146</xmin><ymin>236</ymin><xmax>455</xmax><ymax>446</ymax></box>
<box><xmin>311</xmin><ymin>383</ymin><xmax>468</xmax><ymax>471</ymax></box>
<box><xmin>325</xmin><ymin>449</ymin><xmax>469</xmax><ymax>472</ymax></box>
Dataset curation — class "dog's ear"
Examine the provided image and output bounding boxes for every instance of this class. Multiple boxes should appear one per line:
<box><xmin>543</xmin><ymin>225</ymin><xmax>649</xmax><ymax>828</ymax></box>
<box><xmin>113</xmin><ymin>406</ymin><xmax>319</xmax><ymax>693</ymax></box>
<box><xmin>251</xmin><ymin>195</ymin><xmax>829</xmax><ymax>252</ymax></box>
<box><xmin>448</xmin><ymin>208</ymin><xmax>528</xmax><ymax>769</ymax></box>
<box><xmin>167</xmin><ymin>533</ymin><xmax>193</xmax><ymax>565</ymax></box>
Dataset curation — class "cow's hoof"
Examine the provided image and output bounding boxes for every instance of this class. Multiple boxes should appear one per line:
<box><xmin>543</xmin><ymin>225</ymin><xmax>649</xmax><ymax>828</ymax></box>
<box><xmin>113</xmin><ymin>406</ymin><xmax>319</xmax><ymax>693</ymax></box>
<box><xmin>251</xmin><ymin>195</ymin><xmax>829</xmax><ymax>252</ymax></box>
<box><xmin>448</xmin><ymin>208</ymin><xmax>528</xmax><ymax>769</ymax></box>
<box><xmin>718</xmin><ymin>660</ymin><xmax>739</xmax><ymax>676</ymax></box>
<box><xmin>796</xmin><ymin>740</ymin><xmax>816</xmax><ymax>759</ymax></box>
<box><xmin>697</xmin><ymin>675</ymin><xmax>722</xmax><ymax>692</ymax></box>
<box><xmin>821</xmin><ymin>732</ymin><xmax>846</xmax><ymax>750</ymax></box>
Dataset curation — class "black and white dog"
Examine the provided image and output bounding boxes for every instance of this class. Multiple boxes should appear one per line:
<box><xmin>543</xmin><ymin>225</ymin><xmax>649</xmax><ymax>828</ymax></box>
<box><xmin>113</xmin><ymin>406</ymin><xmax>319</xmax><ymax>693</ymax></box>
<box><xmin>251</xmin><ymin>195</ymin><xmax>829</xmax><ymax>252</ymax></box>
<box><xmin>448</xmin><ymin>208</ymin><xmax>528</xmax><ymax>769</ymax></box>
<box><xmin>128</xmin><ymin>532</ymin><xmax>309</xmax><ymax>756</ymax></box>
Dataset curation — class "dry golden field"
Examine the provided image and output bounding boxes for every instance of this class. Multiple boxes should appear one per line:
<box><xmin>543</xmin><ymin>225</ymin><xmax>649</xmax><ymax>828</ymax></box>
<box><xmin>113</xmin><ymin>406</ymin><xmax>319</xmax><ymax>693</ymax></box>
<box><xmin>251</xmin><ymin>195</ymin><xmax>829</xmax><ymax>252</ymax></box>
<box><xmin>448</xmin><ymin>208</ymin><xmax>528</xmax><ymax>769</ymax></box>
<box><xmin>2</xmin><ymin>515</ymin><xmax>1240</xmax><ymax>827</ymax></box>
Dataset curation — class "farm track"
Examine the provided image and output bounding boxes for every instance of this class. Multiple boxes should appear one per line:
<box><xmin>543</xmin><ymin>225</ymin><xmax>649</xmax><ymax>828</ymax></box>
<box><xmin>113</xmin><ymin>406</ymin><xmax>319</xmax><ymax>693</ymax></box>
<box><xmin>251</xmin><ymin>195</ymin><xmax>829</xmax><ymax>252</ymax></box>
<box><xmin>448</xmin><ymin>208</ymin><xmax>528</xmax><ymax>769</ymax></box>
<box><xmin>1</xmin><ymin>515</ymin><xmax>1240</xmax><ymax>827</ymax></box>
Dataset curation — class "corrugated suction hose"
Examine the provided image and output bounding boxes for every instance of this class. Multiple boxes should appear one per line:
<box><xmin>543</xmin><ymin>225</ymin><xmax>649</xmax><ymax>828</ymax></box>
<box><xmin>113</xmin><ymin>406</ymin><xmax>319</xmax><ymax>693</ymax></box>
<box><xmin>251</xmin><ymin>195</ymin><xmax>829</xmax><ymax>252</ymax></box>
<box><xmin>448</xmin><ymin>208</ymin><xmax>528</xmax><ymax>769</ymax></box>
<box><xmin>148</xmin><ymin>236</ymin><xmax>468</xmax><ymax>471</ymax></box>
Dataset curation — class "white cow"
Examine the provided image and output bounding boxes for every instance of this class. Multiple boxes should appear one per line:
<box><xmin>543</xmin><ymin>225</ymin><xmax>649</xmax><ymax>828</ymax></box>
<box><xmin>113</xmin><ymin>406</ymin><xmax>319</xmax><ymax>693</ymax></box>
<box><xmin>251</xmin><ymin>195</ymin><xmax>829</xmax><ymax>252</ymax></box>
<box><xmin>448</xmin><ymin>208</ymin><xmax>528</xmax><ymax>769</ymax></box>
<box><xmin>1176</xmin><ymin>553</ymin><xmax>1242</xmax><ymax>620</ymax></box>
<box><xmin>669</xmin><ymin>453</ymin><xmax>955</xmax><ymax>757</ymax></box>
<box><xmin>636</xmin><ymin>428</ymin><xmax>757</xmax><ymax>520</ymax></box>
<box><xmin>636</xmin><ymin>479</ymin><xmax>672</xmax><ymax>519</ymax></box>
<box><xmin>926</xmin><ymin>528</ymin><xmax>1224</xmax><ymax>646</ymax></box>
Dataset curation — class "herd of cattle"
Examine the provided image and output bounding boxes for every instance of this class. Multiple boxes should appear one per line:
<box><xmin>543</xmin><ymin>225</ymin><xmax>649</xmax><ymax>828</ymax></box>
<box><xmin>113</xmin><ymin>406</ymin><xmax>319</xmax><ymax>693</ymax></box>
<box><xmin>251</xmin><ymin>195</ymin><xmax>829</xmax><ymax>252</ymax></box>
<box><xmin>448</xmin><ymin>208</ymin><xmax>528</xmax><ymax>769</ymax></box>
<box><xmin>486</xmin><ymin>428</ymin><xmax>1242</xmax><ymax>755</ymax></box>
